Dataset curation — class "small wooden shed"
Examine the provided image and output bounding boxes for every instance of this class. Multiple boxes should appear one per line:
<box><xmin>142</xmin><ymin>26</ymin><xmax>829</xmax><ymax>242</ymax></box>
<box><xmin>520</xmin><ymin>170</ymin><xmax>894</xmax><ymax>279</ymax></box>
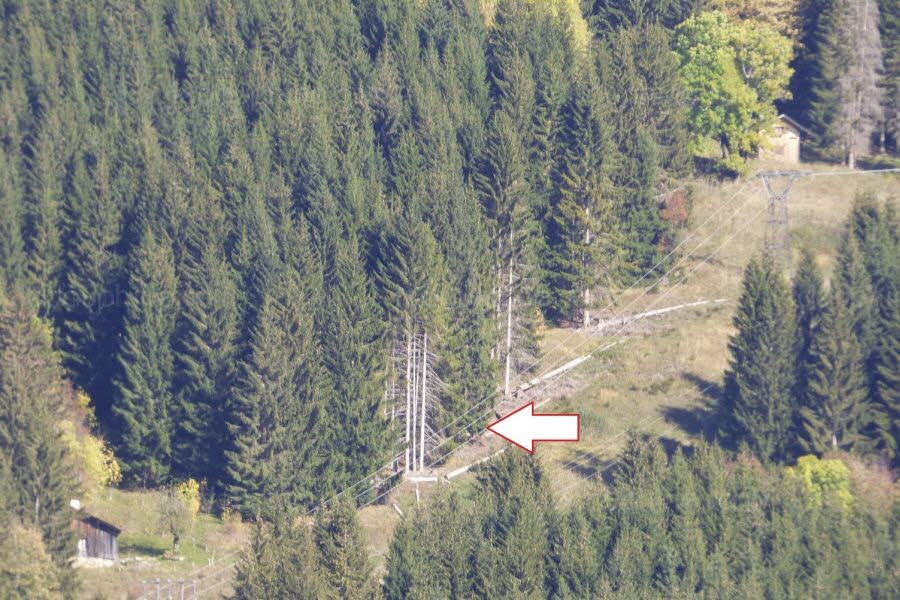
<box><xmin>758</xmin><ymin>114</ymin><xmax>804</xmax><ymax>164</ymax></box>
<box><xmin>73</xmin><ymin>513</ymin><xmax>121</xmax><ymax>561</ymax></box>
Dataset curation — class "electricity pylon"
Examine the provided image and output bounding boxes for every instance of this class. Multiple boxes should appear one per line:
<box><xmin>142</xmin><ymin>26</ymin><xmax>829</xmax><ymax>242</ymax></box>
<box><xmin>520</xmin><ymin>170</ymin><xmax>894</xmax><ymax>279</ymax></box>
<box><xmin>758</xmin><ymin>170</ymin><xmax>800</xmax><ymax>270</ymax></box>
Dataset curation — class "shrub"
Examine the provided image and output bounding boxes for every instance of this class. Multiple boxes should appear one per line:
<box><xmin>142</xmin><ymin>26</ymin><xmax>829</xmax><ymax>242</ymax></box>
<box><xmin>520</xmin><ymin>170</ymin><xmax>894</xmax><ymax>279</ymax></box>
<box><xmin>176</xmin><ymin>479</ymin><xmax>201</xmax><ymax>519</ymax></box>
<box><xmin>785</xmin><ymin>454</ymin><xmax>853</xmax><ymax>509</ymax></box>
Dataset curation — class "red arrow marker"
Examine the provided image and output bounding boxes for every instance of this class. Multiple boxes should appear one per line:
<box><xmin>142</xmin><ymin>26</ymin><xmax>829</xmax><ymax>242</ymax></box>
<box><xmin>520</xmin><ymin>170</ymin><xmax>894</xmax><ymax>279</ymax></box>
<box><xmin>487</xmin><ymin>402</ymin><xmax>580</xmax><ymax>453</ymax></box>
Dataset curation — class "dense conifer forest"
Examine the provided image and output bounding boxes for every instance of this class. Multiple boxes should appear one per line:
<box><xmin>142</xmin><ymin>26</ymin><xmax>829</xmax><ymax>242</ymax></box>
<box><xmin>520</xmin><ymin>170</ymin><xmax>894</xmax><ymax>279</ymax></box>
<box><xmin>0</xmin><ymin>0</ymin><xmax>897</xmax><ymax>598</ymax></box>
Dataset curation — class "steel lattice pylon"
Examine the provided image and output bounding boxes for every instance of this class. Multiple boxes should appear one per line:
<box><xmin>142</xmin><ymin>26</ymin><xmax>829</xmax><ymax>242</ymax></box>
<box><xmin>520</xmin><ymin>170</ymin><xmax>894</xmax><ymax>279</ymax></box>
<box><xmin>759</xmin><ymin>170</ymin><xmax>801</xmax><ymax>270</ymax></box>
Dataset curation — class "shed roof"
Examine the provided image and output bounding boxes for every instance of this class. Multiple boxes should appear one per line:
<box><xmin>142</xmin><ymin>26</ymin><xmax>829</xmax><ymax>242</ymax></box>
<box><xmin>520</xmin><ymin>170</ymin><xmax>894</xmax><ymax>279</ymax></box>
<box><xmin>776</xmin><ymin>113</ymin><xmax>811</xmax><ymax>136</ymax></box>
<box><xmin>77</xmin><ymin>513</ymin><xmax>122</xmax><ymax>535</ymax></box>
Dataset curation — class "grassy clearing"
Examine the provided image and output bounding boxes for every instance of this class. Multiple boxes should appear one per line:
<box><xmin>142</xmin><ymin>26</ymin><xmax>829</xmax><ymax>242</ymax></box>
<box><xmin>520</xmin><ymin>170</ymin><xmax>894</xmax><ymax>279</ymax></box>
<box><xmin>420</xmin><ymin>161</ymin><xmax>897</xmax><ymax>510</ymax></box>
<box><xmin>534</xmin><ymin>161</ymin><xmax>898</xmax><ymax>504</ymax></box>
<box><xmin>78</xmin><ymin>489</ymin><xmax>248</xmax><ymax>599</ymax></box>
<box><xmin>336</xmin><ymin>163</ymin><xmax>899</xmax><ymax>570</ymax></box>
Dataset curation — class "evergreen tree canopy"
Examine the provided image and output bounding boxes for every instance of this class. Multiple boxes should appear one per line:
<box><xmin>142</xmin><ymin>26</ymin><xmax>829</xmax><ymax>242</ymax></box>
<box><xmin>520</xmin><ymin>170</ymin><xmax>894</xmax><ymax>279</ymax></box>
<box><xmin>112</xmin><ymin>228</ymin><xmax>178</xmax><ymax>487</ymax></box>
<box><xmin>800</xmin><ymin>287</ymin><xmax>871</xmax><ymax>453</ymax></box>
<box><xmin>226</xmin><ymin>271</ymin><xmax>323</xmax><ymax>517</ymax></box>
<box><xmin>793</xmin><ymin>246</ymin><xmax>825</xmax><ymax>426</ymax></box>
<box><xmin>0</xmin><ymin>292</ymin><xmax>78</xmax><ymax>596</ymax></box>
<box><xmin>721</xmin><ymin>256</ymin><xmax>797</xmax><ymax>461</ymax></box>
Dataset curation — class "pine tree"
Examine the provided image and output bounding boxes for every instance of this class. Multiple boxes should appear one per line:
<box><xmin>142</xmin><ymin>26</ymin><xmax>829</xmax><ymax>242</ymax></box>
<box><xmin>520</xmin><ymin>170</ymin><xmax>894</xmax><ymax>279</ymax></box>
<box><xmin>225</xmin><ymin>271</ymin><xmax>322</xmax><ymax>517</ymax></box>
<box><xmin>800</xmin><ymin>288</ymin><xmax>870</xmax><ymax>453</ymax></box>
<box><xmin>320</xmin><ymin>237</ymin><xmax>390</xmax><ymax>492</ymax></box>
<box><xmin>172</xmin><ymin>188</ymin><xmax>239</xmax><ymax>485</ymax></box>
<box><xmin>314</xmin><ymin>501</ymin><xmax>375</xmax><ymax>600</ymax></box>
<box><xmin>112</xmin><ymin>228</ymin><xmax>178</xmax><ymax>486</ymax></box>
<box><xmin>0</xmin><ymin>292</ymin><xmax>78</xmax><ymax>596</ymax></box>
<box><xmin>793</xmin><ymin>247</ymin><xmax>825</xmax><ymax>430</ymax></box>
<box><xmin>721</xmin><ymin>256</ymin><xmax>797</xmax><ymax>461</ymax></box>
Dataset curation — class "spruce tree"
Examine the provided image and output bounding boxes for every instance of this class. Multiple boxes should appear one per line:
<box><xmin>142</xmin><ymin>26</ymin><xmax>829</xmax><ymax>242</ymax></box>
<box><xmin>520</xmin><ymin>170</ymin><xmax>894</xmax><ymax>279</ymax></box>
<box><xmin>800</xmin><ymin>288</ymin><xmax>870</xmax><ymax>453</ymax></box>
<box><xmin>805</xmin><ymin>0</ymin><xmax>886</xmax><ymax>165</ymax></box>
<box><xmin>620</xmin><ymin>127</ymin><xmax>668</xmax><ymax>279</ymax></box>
<box><xmin>588</xmin><ymin>0</ymin><xmax>704</xmax><ymax>33</ymax></box>
<box><xmin>0</xmin><ymin>520</ymin><xmax>64</xmax><ymax>600</ymax></box>
<box><xmin>382</xmin><ymin>514</ymin><xmax>428</xmax><ymax>599</ymax></box>
<box><xmin>721</xmin><ymin>256</ymin><xmax>797</xmax><ymax>462</ymax></box>
<box><xmin>790</xmin><ymin>0</ymin><xmax>833</xmax><ymax>126</ymax></box>
<box><xmin>225</xmin><ymin>271</ymin><xmax>322</xmax><ymax>517</ymax></box>
<box><xmin>474</xmin><ymin>452</ymin><xmax>553</xmax><ymax>598</ymax></box>
<box><xmin>314</xmin><ymin>501</ymin><xmax>375</xmax><ymax>600</ymax></box>
<box><xmin>319</xmin><ymin>237</ymin><xmax>390</xmax><ymax>493</ymax></box>
<box><xmin>544</xmin><ymin>69</ymin><xmax>618</xmax><ymax>324</ymax></box>
<box><xmin>608</xmin><ymin>24</ymin><xmax>691</xmax><ymax>175</ymax></box>
<box><xmin>112</xmin><ymin>228</ymin><xmax>178</xmax><ymax>486</ymax></box>
<box><xmin>172</xmin><ymin>189</ymin><xmax>239</xmax><ymax>485</ymax></box>
<box><xmin>439</xmin><ymin>191</ymin><xmax>498</xmax><ymax>435</ymax></box>
<box><xmin>872</xmin><ymin>287</ymin><xmax>899</xmax><ymax>463</ymax></box>
<box><xmin>232</xmin><ymin>516</ymin><xmax>324</xmax><ymax>600</ymax></box>
<box><xmin>24</xmin><ymin>109</ymin><xmax>65</xmax><ymax>316</ymax></box>
<box><xmin>880</xmin><ymin>0</ymin><xmax>899</xmax><ymax>151</ymax></box>
<box><xmin>803</xmin><ymin>0</ymin><xmax>849</xmax><ymax>160</ymax></box>
<box><xmin>529</xmin><ymin>19</ymin><xmax>568</xmax><ymax>234</ymax></box>
<box><xmin>793</xmin><ymin>247</ymin><xmax>825</xmax><ymax>431</ymax></box>
<box><xmin>665</xmin><ymin>449</ymin><xmax>706</xmax><ymax>593</ymax></box>
<box><xmin>477</xmin><ymin>107</ymin><xmax>542</xmax><ymax>386</ymax></box>
<box><xmin>58</xmin><ymin>151</ymin><xmax>121</xmax><ymax>424</ymax></box>
<box><xmin>0</xmin><ymin>292</ymin><xmax>78</xmax><ymax>596</ymax></box>
<box><xmin>847</xmin><ymin>194</ymin><xmax>897</xmax><ymax>318</ymax></box>
<box><xmin>834</xmin><ymin>232</ymin><xmax>878</xmax><ymax>387</ymax></box>
<box><xmin>0</xmin><ymin>147</ymin><xmax>27</xmax><ymax>290</ymax></box>
<box><xmin>480</xmin><ymin>3</ymin><xmax>542</xmax><ymax>392</ymax></box>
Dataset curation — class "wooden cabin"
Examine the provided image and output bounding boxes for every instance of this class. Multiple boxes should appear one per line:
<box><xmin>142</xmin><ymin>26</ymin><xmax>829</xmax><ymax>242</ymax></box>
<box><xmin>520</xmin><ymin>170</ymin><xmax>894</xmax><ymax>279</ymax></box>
<box><xmin>758</xmin><ymin>114</ymin><xmax>804</xmax><ymax>164</ymax></box>
<box><xmin>73</xmin><ymin>513</ymin><xmax>121</xmax><ymax>561</ymax></box>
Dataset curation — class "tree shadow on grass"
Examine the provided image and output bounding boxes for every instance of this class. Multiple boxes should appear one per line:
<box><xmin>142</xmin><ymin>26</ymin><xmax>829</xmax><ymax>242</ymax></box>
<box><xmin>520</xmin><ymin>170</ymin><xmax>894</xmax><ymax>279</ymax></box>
<box><xmin>559</xmin><ymin>448</ymin><xmax>618</xmax><ymax>486</ymax></box>
<box><xmin>659</xmin><ymin>372</ymin><xmax>723</xmax><ymax>442</ymax></box>
<box><xmin>119</xmin><ymin>535</ymin><xmax>167</xmax><ymax>558</ymax></box>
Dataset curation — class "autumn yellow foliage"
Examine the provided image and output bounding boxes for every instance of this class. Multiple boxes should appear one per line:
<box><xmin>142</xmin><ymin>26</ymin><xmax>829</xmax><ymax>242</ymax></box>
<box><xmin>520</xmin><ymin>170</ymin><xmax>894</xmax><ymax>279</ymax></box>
<box><xmin>786</xmin><ymin>454</ymin><xmax>853</xmax><ymax>509</ymax></box>
<box><xmin>59</xmin><ymin>390</ymin><xmax>122</xmax><ymax>494</ymax></box>
<box><xmin>176</xmin><ymin>478</ymin><xmax>201</xmax><ymax>519</ymax></box>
